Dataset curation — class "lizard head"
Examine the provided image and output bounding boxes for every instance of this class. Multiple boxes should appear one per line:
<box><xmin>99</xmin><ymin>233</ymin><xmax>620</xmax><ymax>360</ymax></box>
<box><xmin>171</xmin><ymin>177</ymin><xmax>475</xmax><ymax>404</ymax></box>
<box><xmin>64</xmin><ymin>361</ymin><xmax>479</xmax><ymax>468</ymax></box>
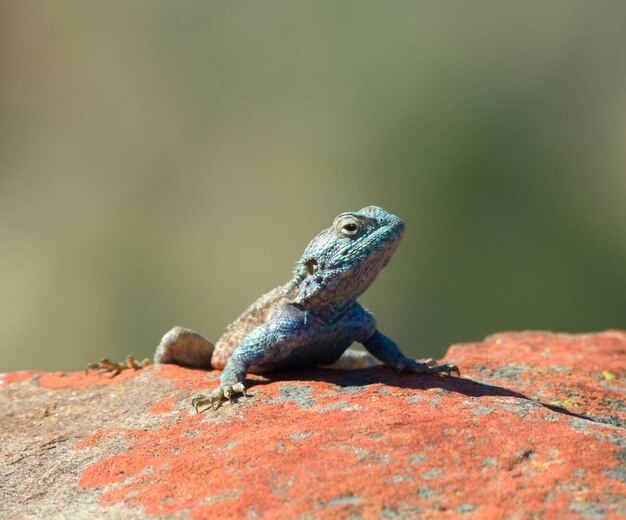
<box><xmin>289</xmin><ymin>206</ymin><xmax>405</xmax><ymax>308</ymax></box>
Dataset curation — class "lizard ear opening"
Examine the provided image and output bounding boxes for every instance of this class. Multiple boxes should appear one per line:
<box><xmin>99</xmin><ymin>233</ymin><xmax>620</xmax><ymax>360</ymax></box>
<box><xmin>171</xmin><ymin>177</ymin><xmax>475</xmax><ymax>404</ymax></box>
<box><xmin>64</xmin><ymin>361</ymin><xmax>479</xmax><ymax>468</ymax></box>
<box><xmin>304</xmin><ymin>258</ymin><xmax>319</xmax><ymax>275</ymax></box>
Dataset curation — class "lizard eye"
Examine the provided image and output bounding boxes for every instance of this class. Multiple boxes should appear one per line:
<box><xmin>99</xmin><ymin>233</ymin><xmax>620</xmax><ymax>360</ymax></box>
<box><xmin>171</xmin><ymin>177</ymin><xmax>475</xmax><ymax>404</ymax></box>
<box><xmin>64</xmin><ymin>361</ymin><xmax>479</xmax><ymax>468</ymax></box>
<box><xmin>333</xmin><ymin>215</ymin><xmax>363</xmax><ymax>238</ymax></box>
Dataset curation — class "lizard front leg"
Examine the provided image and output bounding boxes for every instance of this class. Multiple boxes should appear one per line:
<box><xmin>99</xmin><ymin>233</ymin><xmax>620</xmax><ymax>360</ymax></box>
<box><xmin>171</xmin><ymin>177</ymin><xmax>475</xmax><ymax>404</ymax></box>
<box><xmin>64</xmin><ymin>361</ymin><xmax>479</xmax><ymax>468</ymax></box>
<box><xmin>191</xmin><ymin>324</ymin><xmax>279</xmax><ymax>412</ymax></box>
<box><xmin>362</xmin><ymin>331</ymin><xmax>460</xmax><ymax>377</ymax></box>
<box><xmin>191</xmin><ymin>352</ymin><xmax>250</xmax><ymax>412</ymax></box>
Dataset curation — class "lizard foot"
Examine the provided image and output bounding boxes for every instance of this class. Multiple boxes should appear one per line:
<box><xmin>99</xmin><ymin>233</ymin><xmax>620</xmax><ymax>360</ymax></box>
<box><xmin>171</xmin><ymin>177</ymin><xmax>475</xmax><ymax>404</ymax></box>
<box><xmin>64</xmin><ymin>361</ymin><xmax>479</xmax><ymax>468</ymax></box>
<box><xmin>85</xmin><ymin>355</ymin><xmax>151</xmax><ymax>377</ymax></box>
<box><xmin>191</xmin><ymin>382</ymin><xmax>247</xmax><ymax>412</ymax></box>
<box><xmin>405</xmin><ymin>358</ymin><xmax>460</xmax><ymax>377</ymax></box>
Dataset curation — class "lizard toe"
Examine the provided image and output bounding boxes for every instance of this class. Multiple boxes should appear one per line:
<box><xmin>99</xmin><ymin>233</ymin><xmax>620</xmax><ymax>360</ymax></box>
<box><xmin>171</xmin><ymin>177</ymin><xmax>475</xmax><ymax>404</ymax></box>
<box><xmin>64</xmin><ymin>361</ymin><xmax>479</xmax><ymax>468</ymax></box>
<box><xmin>403</xmin><ymin>359</ymin><xmax>460</xmax><ymax>377</ymax></box>
<box><xmin>192</xmin><ymin>383</ymin><xmax>247</xmax><ymax>412</ymax></box>
<box><xmin>85</xmin><ymin>355</ymin><xmax>149</xmax><ymax>377</ymax></box>
<box><xmin>428</xmin><ymin>363</ymin><xmax>461</xmax><ymax>377</ymax></box>
<box><xmin>191</xmin><ymin>391</ymin><xmax>220</xmax><ymax>412</ymax></box>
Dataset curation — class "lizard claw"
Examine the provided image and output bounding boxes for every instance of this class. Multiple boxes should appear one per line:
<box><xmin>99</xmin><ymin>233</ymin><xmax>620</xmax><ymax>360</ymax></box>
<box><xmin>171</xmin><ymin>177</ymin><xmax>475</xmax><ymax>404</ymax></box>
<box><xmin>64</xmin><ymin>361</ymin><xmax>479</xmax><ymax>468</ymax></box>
<box><xmin>404</xmin><ymin>359</ymin><xmax>461</xmax><ymax>377</ymax></box>
<box><xmin>427</xmin><ymin>363</ymin><xmax>460</xmax><ymax>377</ymax></box>
<box><xmin>85</xmin><ymin>355</ymin><xmax>151</xmax><ymax>377</ymax></box>
<box><xmin>191</xmin><ymin>383</ymin><xmax>247</xmax><ymax>413</ymax></box>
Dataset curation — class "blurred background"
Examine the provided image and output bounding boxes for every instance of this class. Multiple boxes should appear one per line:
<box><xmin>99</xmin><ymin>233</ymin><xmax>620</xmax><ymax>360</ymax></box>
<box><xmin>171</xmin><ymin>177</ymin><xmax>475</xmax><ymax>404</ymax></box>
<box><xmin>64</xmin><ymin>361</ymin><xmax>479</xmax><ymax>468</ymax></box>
<box><xmin>1</xmin><ymin>1</ymin><xmax>625</xmax><ymax>372</ymax></box>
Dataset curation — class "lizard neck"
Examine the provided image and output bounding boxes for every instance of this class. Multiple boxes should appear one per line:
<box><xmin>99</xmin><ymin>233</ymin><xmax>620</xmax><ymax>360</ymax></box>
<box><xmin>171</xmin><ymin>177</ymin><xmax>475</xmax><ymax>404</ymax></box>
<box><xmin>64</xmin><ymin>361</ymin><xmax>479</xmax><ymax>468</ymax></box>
<box><xmin>300</xmin><ymin>299</ymin><xmax>356</xmax><ymax>325</ymax></box>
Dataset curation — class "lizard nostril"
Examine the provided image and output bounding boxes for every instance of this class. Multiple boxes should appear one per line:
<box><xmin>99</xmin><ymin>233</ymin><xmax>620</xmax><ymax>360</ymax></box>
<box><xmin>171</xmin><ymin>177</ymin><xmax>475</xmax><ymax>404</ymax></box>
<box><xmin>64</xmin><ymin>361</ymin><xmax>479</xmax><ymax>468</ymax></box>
<box><xmin>304</xmin><ymin>259</ymin><xmax>319</xmax><ymax>275</ymax></box>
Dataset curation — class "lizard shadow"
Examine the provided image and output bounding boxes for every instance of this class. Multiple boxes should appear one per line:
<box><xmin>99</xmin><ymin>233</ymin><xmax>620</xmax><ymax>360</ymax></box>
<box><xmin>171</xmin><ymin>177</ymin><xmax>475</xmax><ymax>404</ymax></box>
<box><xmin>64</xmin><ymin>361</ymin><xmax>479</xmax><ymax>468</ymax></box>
<box><xmin>247</xmin><ymin>366</ymin><xmax>594</xmax><ymax>422</ymax></box>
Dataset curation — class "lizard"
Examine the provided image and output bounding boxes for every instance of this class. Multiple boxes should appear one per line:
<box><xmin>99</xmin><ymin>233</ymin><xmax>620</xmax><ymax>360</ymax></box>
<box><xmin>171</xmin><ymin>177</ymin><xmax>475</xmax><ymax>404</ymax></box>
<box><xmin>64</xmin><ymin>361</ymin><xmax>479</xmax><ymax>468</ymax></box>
<box><xmin>88</xmin><ymin>206</ymin><xmax>459</xmax><ymax>411</ymax></box>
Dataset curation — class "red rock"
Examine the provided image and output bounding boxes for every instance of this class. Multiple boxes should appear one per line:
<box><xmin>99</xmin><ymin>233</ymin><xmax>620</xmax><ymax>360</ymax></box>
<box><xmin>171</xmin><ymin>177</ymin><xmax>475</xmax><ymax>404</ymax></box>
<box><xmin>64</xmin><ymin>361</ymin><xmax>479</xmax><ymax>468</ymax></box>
<box><xmin>1</xmin><ymin>331</ymin><xmax>626</xmax><ymax>518</ymax></box>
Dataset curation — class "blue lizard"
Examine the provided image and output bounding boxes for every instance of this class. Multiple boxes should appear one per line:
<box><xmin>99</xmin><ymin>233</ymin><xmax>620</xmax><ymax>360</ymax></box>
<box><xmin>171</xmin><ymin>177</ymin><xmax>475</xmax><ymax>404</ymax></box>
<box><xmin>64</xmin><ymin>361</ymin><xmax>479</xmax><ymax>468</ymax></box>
<box><xmin>90</xmin><ymin>206</ymin><xmax>459</xmax><ymax>410</ymax></box>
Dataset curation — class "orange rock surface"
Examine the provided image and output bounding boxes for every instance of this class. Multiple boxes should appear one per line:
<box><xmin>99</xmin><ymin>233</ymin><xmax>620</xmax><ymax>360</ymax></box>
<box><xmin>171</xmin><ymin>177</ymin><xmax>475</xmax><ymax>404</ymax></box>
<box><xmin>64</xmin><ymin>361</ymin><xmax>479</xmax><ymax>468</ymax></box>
<box><xmin>2</xmin><ymin>331</ymin><xmax>625</xmax><ymax>518</ymax></box>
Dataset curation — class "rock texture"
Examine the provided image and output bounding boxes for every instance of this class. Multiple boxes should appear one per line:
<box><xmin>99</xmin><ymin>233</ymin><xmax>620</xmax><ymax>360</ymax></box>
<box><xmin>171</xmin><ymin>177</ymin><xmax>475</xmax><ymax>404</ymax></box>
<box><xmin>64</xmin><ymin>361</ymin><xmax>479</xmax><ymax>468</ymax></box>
<box><xmin>2</xmin><ymin>331</ymin><xmax>626</xmax><ymax>519</ymax></box>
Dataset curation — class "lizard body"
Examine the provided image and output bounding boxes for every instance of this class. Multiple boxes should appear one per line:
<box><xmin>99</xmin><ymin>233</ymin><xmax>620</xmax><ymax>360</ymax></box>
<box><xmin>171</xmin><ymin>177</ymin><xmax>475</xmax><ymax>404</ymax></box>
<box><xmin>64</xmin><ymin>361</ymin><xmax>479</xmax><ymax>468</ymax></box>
<box><xmin>90</xmin><ymin>206</ymin><xmax>458</xmax><ymax>410</ymax></box>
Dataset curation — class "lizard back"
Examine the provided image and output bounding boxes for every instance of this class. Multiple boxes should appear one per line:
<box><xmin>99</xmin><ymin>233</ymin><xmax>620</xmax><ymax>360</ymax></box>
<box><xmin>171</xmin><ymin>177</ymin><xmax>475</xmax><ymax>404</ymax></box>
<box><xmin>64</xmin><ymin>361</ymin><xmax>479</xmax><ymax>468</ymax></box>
<box><xmin>211</xmin><ymin>282</ymin><xmax>295</xmax><ymax>369</ymax></box>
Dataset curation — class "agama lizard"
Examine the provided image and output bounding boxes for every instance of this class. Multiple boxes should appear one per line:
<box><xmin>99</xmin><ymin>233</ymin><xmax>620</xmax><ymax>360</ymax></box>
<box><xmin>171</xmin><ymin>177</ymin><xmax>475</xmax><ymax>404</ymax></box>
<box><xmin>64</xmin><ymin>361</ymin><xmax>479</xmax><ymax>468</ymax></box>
<box><xmin>88</xmin><ymin>206</ymin><xmax>459</xmax><ymax>411</ymax></box>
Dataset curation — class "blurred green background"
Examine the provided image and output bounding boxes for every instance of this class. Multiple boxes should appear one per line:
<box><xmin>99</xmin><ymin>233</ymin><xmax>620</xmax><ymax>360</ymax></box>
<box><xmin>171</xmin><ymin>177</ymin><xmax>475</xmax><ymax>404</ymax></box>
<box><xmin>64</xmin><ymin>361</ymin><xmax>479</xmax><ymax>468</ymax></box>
<box><xmin>1</xmin><ymin>1</ymin><xmax>625</xmax><ymax>372</ymax></box>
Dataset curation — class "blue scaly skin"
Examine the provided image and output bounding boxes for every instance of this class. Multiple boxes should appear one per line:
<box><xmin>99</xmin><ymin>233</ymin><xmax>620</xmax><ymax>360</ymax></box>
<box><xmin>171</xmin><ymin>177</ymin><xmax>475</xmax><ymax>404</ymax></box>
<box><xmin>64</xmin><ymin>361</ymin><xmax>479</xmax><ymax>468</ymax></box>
<box><xmin>89</xmin><ymin>207</ymin><xmax>459</xmax><ymax>411</ymax></box>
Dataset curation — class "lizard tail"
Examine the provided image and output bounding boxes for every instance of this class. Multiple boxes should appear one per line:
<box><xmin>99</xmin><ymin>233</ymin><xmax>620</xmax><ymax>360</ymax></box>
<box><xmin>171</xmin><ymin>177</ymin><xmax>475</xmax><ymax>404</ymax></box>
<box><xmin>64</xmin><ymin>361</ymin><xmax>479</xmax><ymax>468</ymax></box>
<box><xmin>154</xmin><ymin>326</ymin><xmax>215</xmax><ymax>368</ymax></box>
